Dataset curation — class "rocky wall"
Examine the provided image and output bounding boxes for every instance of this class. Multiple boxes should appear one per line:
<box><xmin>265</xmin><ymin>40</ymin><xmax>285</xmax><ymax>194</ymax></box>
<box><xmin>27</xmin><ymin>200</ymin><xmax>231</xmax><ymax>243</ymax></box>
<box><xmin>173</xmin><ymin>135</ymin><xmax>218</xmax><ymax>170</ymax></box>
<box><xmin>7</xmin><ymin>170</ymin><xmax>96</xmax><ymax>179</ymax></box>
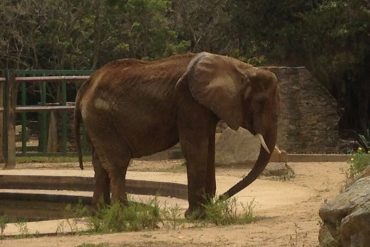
<box><xmin>265</xmin><ymin>66</ymin><xmax>339</xmax><ymax>153</ymax></box>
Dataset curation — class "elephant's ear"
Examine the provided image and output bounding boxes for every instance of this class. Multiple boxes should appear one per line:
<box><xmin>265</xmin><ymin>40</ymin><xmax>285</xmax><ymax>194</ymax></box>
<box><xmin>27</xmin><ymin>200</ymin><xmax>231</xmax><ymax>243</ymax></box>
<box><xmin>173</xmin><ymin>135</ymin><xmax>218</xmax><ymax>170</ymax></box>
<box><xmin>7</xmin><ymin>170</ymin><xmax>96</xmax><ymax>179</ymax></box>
<box><xmin>177</xmin><ymin>52</ymin><xmax>248</xmax><ymax>130</ymax></box>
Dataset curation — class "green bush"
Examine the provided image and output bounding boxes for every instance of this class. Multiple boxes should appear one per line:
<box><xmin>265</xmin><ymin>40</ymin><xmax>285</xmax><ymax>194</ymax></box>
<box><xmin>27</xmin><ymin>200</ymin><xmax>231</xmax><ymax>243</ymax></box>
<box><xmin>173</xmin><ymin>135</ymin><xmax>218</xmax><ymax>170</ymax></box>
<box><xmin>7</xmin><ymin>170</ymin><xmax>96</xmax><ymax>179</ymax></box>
<box><xmin>348</xmin><ymin>147</ymin><xmax>370</xmax><ymax>177</ymax></box>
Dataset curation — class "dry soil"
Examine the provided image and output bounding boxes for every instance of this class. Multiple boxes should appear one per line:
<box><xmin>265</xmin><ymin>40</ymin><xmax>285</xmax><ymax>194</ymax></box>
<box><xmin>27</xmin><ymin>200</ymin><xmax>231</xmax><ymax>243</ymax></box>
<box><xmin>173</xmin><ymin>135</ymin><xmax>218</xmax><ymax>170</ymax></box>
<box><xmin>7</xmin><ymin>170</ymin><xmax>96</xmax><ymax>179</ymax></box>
<box><xmin>0</xmin><ymin>161</ymin><xmax>348</xmax><ymax>247</ymax></box>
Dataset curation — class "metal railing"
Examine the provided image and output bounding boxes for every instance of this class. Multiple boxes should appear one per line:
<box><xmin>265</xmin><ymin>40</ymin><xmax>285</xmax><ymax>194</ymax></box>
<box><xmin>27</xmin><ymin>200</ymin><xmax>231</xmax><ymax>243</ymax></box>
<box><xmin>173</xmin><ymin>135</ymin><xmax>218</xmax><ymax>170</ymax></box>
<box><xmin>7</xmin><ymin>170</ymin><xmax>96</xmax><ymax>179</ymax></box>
<box><xmin>0</xmin><ymin>70</ymin><xmax>92</xmax><ymax>168</ymax></box>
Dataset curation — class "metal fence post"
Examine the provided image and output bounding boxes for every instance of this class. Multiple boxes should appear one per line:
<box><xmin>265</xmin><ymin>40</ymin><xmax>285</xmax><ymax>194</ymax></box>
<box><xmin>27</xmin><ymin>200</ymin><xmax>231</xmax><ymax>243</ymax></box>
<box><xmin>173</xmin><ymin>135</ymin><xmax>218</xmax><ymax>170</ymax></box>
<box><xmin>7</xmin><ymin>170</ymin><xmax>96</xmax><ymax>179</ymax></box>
<box><xmin>21</xmin><ymin>82</ymin><xmax>27</xmax><ymax>154</ymax></box>
<box><xmin>0</xmin><ymin>72</ymin><xmax>4</xmax><ymax>163</ymax></box>
<box><xmin>61</xmin><ymin>81</ymin><xmax>68</xmax><ymax>153</ymax></box>
<box><xmin>38</xmin><ymin>81</ymin><xmax>48</xmax><ymax>152</ymax></box>
<box><xmin>4</xmin><ymin>70</ymin><xmax>17</xmax><ymax>168</ymax></box>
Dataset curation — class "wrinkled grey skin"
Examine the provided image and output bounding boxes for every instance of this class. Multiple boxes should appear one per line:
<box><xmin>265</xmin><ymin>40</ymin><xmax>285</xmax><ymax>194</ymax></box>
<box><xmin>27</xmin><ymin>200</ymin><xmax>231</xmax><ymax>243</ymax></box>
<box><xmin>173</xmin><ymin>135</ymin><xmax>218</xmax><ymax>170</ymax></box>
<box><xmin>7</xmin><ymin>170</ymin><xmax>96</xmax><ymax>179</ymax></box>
<box><xmin>74</xmin><ymin>52</ymin><xmax>280</xmax><ymax>218</ymax></box>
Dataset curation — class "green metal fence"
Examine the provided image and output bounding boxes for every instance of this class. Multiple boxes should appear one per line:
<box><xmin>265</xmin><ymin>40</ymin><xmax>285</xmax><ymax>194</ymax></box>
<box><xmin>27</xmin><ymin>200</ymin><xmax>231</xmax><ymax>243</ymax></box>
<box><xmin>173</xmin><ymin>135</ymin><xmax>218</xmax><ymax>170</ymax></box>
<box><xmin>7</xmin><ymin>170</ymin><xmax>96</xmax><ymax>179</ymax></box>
<box><xmin>0</xmin><ymin>70</ymin><xmax>92</xmax><ymax>168</ymax></box>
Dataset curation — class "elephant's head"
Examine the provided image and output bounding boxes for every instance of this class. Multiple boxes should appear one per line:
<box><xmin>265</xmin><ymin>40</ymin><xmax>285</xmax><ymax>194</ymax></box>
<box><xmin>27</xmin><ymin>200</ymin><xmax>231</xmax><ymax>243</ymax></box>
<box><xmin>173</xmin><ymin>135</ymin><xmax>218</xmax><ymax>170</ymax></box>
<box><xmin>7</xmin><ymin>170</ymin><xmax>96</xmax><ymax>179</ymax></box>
<box><xmin>177</xmin><ymin>52</ymin><xmax>280</xmax><ymax>198</ymax></box>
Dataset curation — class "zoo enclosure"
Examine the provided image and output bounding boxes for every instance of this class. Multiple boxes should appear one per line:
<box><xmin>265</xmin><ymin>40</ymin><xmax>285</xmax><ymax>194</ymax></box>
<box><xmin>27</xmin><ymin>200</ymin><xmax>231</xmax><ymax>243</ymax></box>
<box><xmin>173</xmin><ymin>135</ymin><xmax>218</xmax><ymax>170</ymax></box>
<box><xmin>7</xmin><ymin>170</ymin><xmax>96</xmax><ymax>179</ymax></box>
<box><xmin>0</xmin><ymin>70</ymin><xmax>92</xmax><ymax>168</ymax></box>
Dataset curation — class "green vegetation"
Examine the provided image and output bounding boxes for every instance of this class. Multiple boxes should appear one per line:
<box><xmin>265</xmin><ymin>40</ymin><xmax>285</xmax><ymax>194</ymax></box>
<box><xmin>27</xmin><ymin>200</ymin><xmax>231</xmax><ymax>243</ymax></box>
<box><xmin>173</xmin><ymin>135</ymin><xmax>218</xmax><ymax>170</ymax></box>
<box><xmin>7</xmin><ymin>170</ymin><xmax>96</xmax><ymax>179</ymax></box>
<box><xmin>348</xmin><ymin>147</ymin><xmax>370</xmax><ymax>177</ymax></box>
<box><xmin>0</xmin><ymin>216</ymin><xmax>8</xmax><ymax>236</ymax></box>
<box><xmin>355</xmin><ymin>129</ymin><xmax>370</xmax><ymax>152</ymax></box>
<box><xmin>14</xmin><ymin>221</ymin><xmax>30</xmax><ymax>238</ymax></box>
<box><xmin>88</xmin><ymin>199</ymin><xmax>162</xmax><ymax>233</ymax></box>
<box><xmin>1</xmin><ymin>0</ymin><xmax>368</xmax><ymax>133</ymax></box>
<box><xmin>202</xmin><ymin>197</ymin><xmax>255</xmax><ymax>226</ymax></box>
<box><xmin>65</xmin><ymin>197</ymin><xmax>256</xmax><ymax>234</ymax></box>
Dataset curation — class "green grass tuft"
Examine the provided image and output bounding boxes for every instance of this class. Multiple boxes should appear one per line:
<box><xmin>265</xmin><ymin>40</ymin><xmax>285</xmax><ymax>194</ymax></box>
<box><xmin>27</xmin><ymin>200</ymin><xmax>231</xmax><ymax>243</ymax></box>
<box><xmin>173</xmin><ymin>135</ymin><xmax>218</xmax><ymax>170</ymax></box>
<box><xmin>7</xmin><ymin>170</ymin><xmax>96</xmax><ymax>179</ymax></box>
<box><xmin>0</xmin><ymin>215</ymin><xmax>8</xmax><ymax>236</ymax></box>
<box><xmin>348</xmin><ymin>147</ymin><xmax>370</xmax><ymax>178</ymax></box>
<box><xmin>87</xmin><ymin>199</ymin><xmax>162</xmax><ymax>233</ymax></box>
<box><xmin>202</xmin><ymin>197</ymin><xmax>256</xmax><ymax>226</ymax></box>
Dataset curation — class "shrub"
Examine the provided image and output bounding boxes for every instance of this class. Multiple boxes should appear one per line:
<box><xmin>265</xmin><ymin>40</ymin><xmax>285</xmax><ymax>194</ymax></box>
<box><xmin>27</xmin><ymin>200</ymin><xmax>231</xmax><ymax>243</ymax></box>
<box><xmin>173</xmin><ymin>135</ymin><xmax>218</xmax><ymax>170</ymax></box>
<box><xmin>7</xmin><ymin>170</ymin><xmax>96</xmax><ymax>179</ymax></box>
<box><xmin>348</xmin><ymin>147</ymin><xmax>370</xmax><ymax>177</ymax></box>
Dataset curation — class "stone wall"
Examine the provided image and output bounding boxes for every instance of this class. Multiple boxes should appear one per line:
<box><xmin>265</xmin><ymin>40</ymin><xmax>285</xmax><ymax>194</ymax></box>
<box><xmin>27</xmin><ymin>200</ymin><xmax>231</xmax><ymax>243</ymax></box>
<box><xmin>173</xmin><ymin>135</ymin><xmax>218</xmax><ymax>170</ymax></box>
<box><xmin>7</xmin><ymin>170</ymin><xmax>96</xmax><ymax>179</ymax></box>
<box><xmin>265</xmin><ymin>67</ymin><xmax>339</xmax><ymax>153</ymax></box>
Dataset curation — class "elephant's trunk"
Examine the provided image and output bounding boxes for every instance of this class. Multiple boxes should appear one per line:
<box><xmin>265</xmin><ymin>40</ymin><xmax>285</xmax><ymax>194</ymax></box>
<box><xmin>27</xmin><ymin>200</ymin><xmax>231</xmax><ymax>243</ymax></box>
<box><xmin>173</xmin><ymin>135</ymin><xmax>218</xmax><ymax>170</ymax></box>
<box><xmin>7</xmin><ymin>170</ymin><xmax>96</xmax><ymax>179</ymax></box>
<box><xmin>220</xmin><ymin>128</ymin><xmax>277</xmax><ymax>199</ymax></box>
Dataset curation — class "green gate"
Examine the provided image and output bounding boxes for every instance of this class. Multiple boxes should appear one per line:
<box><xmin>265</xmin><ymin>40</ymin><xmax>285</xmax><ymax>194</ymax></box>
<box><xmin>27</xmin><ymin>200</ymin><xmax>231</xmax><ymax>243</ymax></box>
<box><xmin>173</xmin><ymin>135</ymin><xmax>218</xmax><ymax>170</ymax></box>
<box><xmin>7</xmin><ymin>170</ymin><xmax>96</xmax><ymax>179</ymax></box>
<box><xmin>0</xmin><ymin>70</ymin><xmax>92</xmax><ymax>168</ymax></box>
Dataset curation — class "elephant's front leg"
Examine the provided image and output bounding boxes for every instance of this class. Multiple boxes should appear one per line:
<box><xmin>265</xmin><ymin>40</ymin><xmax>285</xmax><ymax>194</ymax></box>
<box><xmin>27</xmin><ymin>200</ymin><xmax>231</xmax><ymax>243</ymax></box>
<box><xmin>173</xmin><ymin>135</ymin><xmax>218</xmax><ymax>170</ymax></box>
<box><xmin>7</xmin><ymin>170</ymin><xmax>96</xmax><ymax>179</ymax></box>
<box><xmin>205</xmin><ymin>122</ymin><xmax>217</xmax><ymax>197</ymax></box>
<box><xmin>178</xmin><ymin>110</ymin><xmax>217</xmax><ymax>219</ymax></box>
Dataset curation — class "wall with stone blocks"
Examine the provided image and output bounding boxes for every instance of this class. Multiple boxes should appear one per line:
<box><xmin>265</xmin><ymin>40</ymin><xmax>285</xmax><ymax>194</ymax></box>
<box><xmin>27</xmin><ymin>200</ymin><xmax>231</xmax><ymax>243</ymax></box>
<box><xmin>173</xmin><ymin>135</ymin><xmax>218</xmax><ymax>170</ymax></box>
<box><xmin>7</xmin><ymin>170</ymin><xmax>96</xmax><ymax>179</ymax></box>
<box><xmin>265</xmin><ymin>66</ymin><xmax>339</xmax><ymax>153</ymax></box>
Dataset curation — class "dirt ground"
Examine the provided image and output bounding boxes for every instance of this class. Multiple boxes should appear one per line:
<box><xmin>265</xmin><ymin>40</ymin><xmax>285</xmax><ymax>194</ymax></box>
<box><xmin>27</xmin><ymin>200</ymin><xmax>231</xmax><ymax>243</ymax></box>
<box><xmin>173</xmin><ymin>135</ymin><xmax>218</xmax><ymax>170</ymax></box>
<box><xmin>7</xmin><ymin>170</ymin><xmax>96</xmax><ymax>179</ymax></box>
<box><xmin>0</xmin><ymin>161</ymin><xmax>348</xmax><ymax>247</ymax></box>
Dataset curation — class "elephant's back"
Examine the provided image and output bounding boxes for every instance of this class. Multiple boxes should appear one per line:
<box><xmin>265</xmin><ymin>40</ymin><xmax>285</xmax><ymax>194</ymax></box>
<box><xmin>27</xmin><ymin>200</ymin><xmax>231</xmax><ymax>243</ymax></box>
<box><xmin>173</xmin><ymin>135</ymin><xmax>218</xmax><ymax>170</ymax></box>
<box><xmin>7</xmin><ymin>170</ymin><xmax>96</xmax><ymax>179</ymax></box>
<box><xmin>82</xmin><ymin>53</ymin><xmax>196</xmax><ymax>157</ymax></box>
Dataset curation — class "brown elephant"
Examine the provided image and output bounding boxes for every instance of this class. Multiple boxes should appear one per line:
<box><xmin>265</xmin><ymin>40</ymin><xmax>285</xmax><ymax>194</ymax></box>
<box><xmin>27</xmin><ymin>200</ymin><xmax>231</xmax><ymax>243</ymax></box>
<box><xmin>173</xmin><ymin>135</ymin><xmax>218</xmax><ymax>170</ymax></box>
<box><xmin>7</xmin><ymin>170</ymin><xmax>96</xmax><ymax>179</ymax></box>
<box><xmin>74</xmin><ymin>52</ymin><xmax>280</xmax><ymax>218</ymax></box>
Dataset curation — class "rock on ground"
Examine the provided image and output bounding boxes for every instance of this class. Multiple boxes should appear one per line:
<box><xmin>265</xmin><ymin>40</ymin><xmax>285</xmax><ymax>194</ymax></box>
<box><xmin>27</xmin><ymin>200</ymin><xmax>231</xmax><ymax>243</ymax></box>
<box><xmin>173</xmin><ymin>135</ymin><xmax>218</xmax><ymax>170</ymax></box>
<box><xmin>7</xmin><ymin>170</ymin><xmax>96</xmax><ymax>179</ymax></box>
<box><xmin>319</xmin><ymin>175</ymin><xmax>370</xmax><ymax>247</ymax></box>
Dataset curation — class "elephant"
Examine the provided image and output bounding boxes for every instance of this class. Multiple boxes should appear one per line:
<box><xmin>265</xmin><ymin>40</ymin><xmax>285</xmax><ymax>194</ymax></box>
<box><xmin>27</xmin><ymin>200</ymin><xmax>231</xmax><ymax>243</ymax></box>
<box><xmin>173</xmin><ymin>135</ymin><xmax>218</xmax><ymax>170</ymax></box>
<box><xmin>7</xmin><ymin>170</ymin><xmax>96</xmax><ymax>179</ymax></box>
<box><xmin>74</xmin><ymin>52</ymin><xmax>280</xmax><ymax>218</ymax></box>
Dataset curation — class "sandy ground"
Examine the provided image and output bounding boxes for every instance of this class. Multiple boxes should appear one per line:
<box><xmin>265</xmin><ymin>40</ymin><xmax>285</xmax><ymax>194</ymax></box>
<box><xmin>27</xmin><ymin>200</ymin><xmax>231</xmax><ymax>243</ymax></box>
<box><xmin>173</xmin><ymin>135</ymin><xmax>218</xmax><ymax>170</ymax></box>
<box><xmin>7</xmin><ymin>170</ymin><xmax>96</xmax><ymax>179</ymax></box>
<box><xmin>0</xmin><ymin>161</ymin><xmax>348</xmax><ymax>247</ymax></box>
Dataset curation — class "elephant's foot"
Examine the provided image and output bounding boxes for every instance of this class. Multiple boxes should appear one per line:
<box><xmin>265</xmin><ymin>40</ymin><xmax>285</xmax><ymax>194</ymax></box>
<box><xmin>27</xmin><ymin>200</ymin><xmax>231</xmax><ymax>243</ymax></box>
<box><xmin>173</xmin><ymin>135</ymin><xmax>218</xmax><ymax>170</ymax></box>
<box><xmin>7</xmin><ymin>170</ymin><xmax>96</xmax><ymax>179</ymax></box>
<box><xmin>92</xmin><ymin>193</ymin><xmax>111</xmax><ymax>207</ymax></box>
<box><xmin>185</xmin><ymin>206</ymin><xmax>206</xmax><ymax>220</ymax></box>
<box><xmin>110</xmin><ymin>192</ymin><xmax>128</xmax><ymax>206</ymax></box>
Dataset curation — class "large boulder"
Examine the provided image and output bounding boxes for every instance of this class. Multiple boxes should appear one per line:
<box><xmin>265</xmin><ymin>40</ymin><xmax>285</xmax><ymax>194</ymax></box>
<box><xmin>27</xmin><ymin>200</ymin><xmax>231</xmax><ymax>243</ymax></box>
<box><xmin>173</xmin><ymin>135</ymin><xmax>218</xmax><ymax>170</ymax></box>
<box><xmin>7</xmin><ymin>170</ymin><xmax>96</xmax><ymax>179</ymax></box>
<box><xmin>215</xmin><ymin>128</ymin><xmax>260</xmax><ymax>166</ymax></box>
<box><xmin>319</xmin><ymin>175</ymin><xmax>370</xmax><ymax>247</ymax></box>
<box><xmin>215</xmin><ymin>127</ymin><xmax>288</xmax><ymax>166</ymax></box>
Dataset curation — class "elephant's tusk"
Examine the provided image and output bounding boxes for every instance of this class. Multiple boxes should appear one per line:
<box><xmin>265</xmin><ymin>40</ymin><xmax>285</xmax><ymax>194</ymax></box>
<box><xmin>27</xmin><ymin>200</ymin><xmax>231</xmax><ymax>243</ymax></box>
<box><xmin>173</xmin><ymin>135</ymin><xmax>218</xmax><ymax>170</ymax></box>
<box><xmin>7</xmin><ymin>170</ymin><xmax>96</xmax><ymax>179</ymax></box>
<box><xmin>256</xmin><ymin>134</ymin><xmax>270</xmax><ymax>154</ymax></box>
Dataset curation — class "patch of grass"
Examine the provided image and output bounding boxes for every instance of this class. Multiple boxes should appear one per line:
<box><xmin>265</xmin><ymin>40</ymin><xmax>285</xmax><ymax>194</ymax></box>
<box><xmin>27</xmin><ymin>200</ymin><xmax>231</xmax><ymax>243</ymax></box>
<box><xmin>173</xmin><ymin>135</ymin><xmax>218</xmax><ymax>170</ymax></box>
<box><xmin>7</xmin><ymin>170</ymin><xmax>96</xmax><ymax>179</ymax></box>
<box><xmin>65</xmin><ymin>202</ymin><xmax>91</xmax><ymax>218</ymax></box>
<box><xmin>65</xmin><ymin>196</ymin><xmax>256</xmax><ymax>235</ymax></box>
<box><xmin>0</xmin><ymin>215</ymin><xmax>8</xmax><ymax>236</ymax></box>
<box><xmin>348</xmin><ymin>147</ymin><xmax>370</xmax><ymax>178</ymax></box>
<box><xmin>202</xmin><ymin>197</ymin><xmax>256</xmax><ymax>226</ymax></box>
<box><xmin>14</xmin><ymin>220</ymin><xmax>29</xmax><ymax>238</ymax></box>
<box><xmin>161</xmin><ymin>203</ymin><xmax>184</xmax><ymax>229</ymax></box>
<box><xmin>87</xmin><ymin>199</ymin><xmax>162</xmax><ymax>233</ymax></box>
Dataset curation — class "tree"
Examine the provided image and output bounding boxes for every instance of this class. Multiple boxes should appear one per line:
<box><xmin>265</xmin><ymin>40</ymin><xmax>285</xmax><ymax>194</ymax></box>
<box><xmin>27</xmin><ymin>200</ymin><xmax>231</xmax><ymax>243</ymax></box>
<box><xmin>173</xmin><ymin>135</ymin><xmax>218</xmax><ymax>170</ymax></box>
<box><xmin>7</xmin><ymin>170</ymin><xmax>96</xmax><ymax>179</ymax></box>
<box><xmin>229</xmin><ymin>0</ymin><xmax>369</xmax><ymax>133</ymax></box>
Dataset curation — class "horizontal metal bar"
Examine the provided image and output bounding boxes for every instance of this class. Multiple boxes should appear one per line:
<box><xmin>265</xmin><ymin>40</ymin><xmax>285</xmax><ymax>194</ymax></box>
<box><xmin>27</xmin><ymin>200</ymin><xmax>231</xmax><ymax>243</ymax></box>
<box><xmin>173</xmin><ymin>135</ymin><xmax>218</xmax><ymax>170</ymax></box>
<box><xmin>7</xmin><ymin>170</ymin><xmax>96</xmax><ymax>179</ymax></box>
<box><xmin>17</xmin><ymin>105</ymin><xmax>75</xmax><ymax>112</ymax></box>
<box><xmin>15</xmin><ymin>75</ymin><xmax>89</xmax><ymax>82</ymax></box>
<box><xmin>0</xmin><ymin>77</ymin><xmax>5</xmax><ymax>82</ymax></box>
<box><xmin>14</xmin><ymin>69</ymin><xmax>92</xmax><ymax>76</ymax></box>
<box><xmin>0</xmin><ymin>105</ymin><xmax>76</xmax><ymax>113</ymax></box>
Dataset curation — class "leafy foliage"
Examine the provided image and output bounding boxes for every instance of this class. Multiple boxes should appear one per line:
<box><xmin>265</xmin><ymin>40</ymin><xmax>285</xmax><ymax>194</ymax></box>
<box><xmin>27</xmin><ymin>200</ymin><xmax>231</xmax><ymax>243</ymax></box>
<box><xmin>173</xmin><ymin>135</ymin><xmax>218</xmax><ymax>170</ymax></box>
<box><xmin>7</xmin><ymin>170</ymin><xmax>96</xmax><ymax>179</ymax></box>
<box><xmin>357</xmin><ymin>129</ymin><xmax>370</xmax><ymax>152</ymax></box>
<box><xmin>349</xmin><ymin>147</ymin><xmax>370</xmax><ymax>177</ymax></box>
<box><xmin>1</xmin><ymin>0</ymin><xmax>368</xmax><ymax>131</ymax></box>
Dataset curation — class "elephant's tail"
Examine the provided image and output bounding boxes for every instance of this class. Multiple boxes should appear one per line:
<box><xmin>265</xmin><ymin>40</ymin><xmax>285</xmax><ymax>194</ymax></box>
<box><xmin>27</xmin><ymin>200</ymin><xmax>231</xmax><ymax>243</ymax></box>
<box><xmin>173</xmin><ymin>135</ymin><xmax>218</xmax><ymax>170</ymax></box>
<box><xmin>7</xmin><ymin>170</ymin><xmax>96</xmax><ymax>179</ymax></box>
<box><xmin>74</xmin><ymin>79</ymin><xmax>90</xmax><ymax>170</ymax></box>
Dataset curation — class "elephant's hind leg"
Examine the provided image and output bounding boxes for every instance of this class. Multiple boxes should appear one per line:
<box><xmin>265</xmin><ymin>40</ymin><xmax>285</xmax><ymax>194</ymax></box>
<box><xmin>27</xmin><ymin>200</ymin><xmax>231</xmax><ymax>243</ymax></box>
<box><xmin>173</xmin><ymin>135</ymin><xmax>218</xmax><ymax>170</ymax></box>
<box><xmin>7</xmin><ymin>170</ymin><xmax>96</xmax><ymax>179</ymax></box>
<box><xmin>91</xmin><ymin>148</ymin><xmax>111</xmax><ymax>206</ymax></box>
<box><xmin>93</xmin><ymin>142</ymin><xmax>131</xmax><ymax>205</ymax></box>
<box><xmin>87</xmin><ymin>122</ymin><xmax>132</xmax><ymax>206</ymax></box>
